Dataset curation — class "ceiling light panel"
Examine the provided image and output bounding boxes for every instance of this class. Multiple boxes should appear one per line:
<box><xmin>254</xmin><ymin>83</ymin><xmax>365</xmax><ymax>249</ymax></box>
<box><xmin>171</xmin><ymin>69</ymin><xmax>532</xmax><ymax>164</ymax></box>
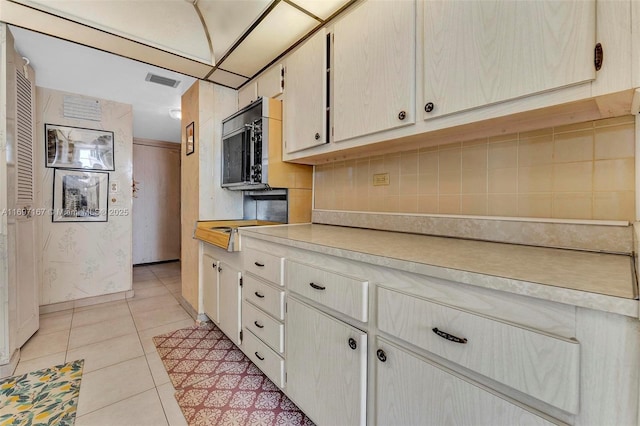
<box><xmin>197</xmin><ymin>0</ymin><xmax>272</xmax><ymax>64</ymax></box>
<box><xmin>219</xmin><ymin>1</ymin><xmax>318</xmax><ymax>77</ymax></box>
<box><xmin>290</xmin><ymin>0</ymin><xmax>352</xmax><ymax>20</ymax></box>
<box><xmin>12</xmin><ymin>0</ymin><xmax>212</xmax><ymax>64</ymax></box>
<box><xmin>207</xmin><ymin>69</ymin><xmax>249</xmax><ymax>88</ymax></box>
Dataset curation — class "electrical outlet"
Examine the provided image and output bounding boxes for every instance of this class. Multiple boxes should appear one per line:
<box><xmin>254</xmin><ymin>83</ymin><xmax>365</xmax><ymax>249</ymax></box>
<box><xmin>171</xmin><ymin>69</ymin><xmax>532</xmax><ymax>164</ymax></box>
<box><xmin>373</xmin><ymin>173</ymin><xmax>390</xmax><ymax>186</ymax></box>
<box><xmin>110</xmin><ymin>182</ymin><xmax>118</xmax><ymax>193</ymax></box>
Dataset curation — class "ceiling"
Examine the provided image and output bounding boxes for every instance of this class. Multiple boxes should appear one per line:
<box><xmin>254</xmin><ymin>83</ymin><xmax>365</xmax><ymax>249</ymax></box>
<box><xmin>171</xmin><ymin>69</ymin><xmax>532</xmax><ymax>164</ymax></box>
<box><xmin>10</xmin><ymin>26</ymin><xmax>196</xmax><ymax>143</ymax></box>
<box><xmin>1</xmin><ymin>0</ymin><xmax>354</xmax><ymax>87</ymax></box>
<box><xmin>1</xmin><ymin>0</ymin><xmax>355</xmax><ymax>143</ymax></box>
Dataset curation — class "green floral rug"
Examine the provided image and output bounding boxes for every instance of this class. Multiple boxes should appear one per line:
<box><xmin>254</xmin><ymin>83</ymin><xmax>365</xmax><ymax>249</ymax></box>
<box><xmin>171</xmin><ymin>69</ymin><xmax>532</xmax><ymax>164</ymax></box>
<box><xmin>0</xmin><ymin>359</ymin><xmax>84</xmax><ymax>426</ymax></box>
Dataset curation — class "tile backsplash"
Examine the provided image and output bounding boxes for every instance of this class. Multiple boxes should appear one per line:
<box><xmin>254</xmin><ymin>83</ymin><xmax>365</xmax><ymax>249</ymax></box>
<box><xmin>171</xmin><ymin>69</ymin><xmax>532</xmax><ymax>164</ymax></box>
<box><xmin>314</xmin><ymin>116</ymin><xmax>636</xmax><ymax>222</ymax></box>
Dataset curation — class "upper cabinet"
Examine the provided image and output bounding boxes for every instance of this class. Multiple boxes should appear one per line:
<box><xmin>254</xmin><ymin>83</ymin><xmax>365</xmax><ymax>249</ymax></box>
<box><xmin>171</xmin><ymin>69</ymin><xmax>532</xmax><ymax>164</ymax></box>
<box><xmin>333</xmin><ymin>0</ymin><xmax>416</xmax><ymax>142</ymax></box>
<box><xmin>238</xmin><ymin>65</ymin><xmax>284</xmax><ymax>110</ymax></box>
<box><xmin>238</xmin><ymin>81</ymin><xmax>257</xmax><ymax>110</ymax></box>
<box><xmin>283</xmin><ymin>28</ymin><xmax>327</xmax><ymax>154</ymax></box>
<box><xmin>422</xmin><ymin>0</ymin><xmax>596</xmax><ymax>119</ymax></box>
<box><xmin>274</xmin><ymin>0</ymin><xmax>633</xmax><ymax>163</ymax></box>
<box><xmin>257</xmin><ymin>64</ymin><xmax>284</xmax><ymax>100</ymax></box>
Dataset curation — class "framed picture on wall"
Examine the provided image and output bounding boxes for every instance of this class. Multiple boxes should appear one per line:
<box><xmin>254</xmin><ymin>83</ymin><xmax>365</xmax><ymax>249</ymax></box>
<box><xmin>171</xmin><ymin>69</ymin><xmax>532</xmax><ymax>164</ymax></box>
<box><xmin>45</xmin><ymin>123</ymin><xmax>115</xmax><ymax>170</ymax></box>
<box><xmin>52</xmin><ymin>169</ymin><xmax>109</xmax><ymax>222</ymax></box>
<box><xmin>186</xmin><ymin>121</ymin><xmax>195</xmax><ymax>156</ymax></box>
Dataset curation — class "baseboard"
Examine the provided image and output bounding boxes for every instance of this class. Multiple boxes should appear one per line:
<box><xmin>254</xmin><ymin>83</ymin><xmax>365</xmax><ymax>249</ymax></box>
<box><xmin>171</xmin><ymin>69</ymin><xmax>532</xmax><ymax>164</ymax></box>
<box><xmin>0</xmin><ymin>349</ymin><xmax>20</xmax><ymax>379</ymax></box>
<box><xmin>40</xmin><ymin>289</ymin><xmax>135</xmax><ymax>314</ymax></box>
<box><xmin>177</xmin><ymin>295</ymin><xmax>199</xmax><ymax>321</ymax></box>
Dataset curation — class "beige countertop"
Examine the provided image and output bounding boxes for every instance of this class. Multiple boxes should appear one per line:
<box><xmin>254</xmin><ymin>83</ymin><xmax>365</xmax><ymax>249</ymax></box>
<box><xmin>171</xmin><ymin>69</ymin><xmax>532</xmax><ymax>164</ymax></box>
<box><xmin>240</xmin><ymin>223</ymin><xmax>639</xmax><ymax>317</ymax></box>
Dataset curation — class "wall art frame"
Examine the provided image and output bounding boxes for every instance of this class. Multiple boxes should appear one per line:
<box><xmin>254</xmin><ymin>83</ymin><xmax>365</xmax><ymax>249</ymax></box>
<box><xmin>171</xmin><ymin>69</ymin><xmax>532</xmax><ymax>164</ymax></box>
<box><xmin>52</xmin><ymin>169</ymin><xmax>109</xmax><ymax>222</ymax></box>
<box><xmin>186</xmin><ymin>121</ymin><xmax>195</xmax><ymax>156</ymax></box>
<box><xmin>45</xmin><ymin>123</ymin><xmax>115</xmax><ymax>170</ymax></box>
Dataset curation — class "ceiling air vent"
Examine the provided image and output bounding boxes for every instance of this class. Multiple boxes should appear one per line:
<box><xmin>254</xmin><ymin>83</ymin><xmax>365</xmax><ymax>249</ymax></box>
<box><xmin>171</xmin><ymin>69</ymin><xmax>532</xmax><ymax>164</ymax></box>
<box><xmin>145</xmin><ymin>72</ymin><xmax>181</xmax><ymax>88</ymax></box>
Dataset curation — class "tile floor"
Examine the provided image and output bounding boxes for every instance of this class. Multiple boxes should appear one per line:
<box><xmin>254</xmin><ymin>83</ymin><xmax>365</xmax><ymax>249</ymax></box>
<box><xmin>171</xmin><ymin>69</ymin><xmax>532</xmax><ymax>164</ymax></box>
<box><xmin>14</xmin><ymin>261</ymin><xmax>193</xmax><ymax>426</ymax></box>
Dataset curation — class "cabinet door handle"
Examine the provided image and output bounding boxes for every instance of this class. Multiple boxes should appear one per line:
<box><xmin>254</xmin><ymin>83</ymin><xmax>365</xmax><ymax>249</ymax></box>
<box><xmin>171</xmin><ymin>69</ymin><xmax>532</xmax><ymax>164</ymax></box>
<box><xmin>398</xmin><ymin>110</ymin><xmax>406</xmax><ymax>120</ymax></box>
<box><xmin>254</xmin><ymin>291</ymin><xmax>265</xmax><ymax>298</ymax></box>
<box><xmin>376</xmin><ymin>349</ymin><xmax>387</xmax><ymax>362</ymax></box>
<box><xmin>254</xmin><ymin>320</ymin><xmax>264</xmax><ymax>329</ymax></box>
<box><xmin>255</xmin><ymin>352</ymin><xmax>265</xmax><ymax>361</ymax></box>
<box><xmin>432</xmin><ymin>327</ymin><xmax>467</xmax><ymax>344</ymax></box>
<box><xmin>424</xmin><ymin>102</ymin><xmax>435</xmax><ymax>113</ymax></box>
<box><xmin>254</xmin><ymin>261</ymin><xmax>265</xmax><ymax>267</ymax></box>
<box><xmin>218</xmin><ymin>266</ymin><xmax>222</xmax><ymax>272</ymax></box>
<box><xmin>309</xmin><ymin>282</ymin><xmax>326</xmax><ymax>291</ymax></box>
<box><xmin>211</xmin><ymin>262</ymin><xmax>216</xmax><ymax>269</ymax></box>
<box><xmin>348</xmin><ymin>338</ymin><xmax>357</xmax><ymax>350</ymax></box>
<box><xmin>314</xmin><ymin>133</ymin><xmax>321</xmax><ymax>140</ymax></box>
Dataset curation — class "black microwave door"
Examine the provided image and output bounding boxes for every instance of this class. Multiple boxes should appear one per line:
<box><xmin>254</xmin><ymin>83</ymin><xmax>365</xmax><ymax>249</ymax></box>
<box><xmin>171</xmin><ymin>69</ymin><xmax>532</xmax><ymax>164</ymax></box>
<box><xmin>222</xmin><ymin>127</ymin><xmax>251</xmax><ymax>186</ymax></box>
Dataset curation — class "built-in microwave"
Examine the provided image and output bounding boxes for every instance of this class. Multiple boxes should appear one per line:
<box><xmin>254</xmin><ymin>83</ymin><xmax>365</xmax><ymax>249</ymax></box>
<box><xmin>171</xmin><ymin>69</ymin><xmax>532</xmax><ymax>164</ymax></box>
<box><xmin>221</xmin><ymin>97</ymin><xmax>272</xmax><ymax>190</ymax></box>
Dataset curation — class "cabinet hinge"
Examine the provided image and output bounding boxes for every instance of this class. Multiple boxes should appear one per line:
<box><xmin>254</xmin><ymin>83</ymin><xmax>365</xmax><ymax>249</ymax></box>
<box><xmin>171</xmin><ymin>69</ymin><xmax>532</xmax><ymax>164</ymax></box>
<box><xmin>331</xmin><ymin>127</ymin><xmax>334</xmax><ymax>137</ymax></box>
<box><xmin>239</xmin><ymin>277</ymin><xmax>243</xmax><ymax>287</ymax></box>
<box><xmin>594</xmin><ymin>43</ymin><xmax>603</xmax><ymax>71</ymax></box>
<box><xmin>280</xmin><ymin>66</ymin><xmax>285</xmax><ymax>90</ymax></box>
<box><xmin>239</xmin><ymin>330</ymin><xmax>243</xmax><ymax>342</ymax></box>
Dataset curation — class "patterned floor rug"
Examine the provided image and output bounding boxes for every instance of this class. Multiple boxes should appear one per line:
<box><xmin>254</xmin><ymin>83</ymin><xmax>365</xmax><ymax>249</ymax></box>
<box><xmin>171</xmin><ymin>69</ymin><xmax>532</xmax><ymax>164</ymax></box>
<box><xmin>153</xmin><ymin>323</ymin><xmax>314</xmax><ymax>426</ymax></box>
<box><xmin>0</xmin><ymin>359</ymin><xmax>84</xmax><ymax>426</ymax></box>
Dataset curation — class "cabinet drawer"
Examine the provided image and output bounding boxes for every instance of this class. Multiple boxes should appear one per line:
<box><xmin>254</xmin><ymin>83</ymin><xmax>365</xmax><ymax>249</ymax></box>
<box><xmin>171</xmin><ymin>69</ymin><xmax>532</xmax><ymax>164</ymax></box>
<box><xmin>242</xmin><ymin>300</ymin><xmax>284</xmax><ymax>353</ymax></box>
<box><xmin>243</xmin><ymin>329</ymin><xmax>285</xmax><ymax>388</ymax></box>
<box><xmin>286</xmin><ymin>260</ymin><xmax>368</xmax><ymax>322</ymax></box>
<box><xmin>378</xmin><ymin>287</ymin><xmax>579</xmax><ymax>414</ymax></box>
<box><xmin>244</xmin><ymin>248</ymin><xmax>284</xmax><ymax>286</ymax></box>
<box><xmin>243</xmin><ymin>274</ymin><xmax>285</xmax><ymax>320</ymax></box>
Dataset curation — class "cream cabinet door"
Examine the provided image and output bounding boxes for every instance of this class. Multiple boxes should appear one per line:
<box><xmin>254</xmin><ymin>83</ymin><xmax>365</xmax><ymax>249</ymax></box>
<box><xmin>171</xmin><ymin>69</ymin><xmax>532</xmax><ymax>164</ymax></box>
<box><xmin>423</xmin><ymin>0</ymin><xmax>596</xmax><ymax>119</ymax></box>
<box><xmin>375</xmin><ymin>339</ymin><xmax>553</xmax><ymax>426</ymax></box>
<box><xmin>202</xmin><ymin>254</ymin><xmax>219</xmax><ymax>324</ymax></box>
<box><xmin>333</xmin><ymin>0</ymin><xmax>416</xmax><ymax>142</ymax></box>
<box><xmin>257</xmin><ymin>64</ymin><xmax>283</xmax><ymax>100</ymax></box>
<box><xmin>238</xmin><ymin>82</ymin><xmax>257</xmax><ymax>110</ymax></box>
<box><xmin>283</xmin><ymin>29</ymin><xmax>327</xmax><ymax>154</ymax></box>
<box><xmin>218</xmin><ymin>261</ymin><xmax>242</xmax><ymax>345</ymax></box>
<box><xmin>286</xmin><ymin>297</ymin><xmax>367</xmax><ymax>426</ymax></box>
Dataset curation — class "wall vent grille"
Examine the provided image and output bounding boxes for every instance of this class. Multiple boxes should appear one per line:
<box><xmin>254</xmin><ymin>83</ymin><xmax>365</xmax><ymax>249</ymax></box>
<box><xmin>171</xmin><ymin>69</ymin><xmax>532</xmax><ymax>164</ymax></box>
<box><xmin>16</xmin><ymin>70</ymin><xmax>33</xmax><ymax>204</ymax></box>
<box><xmin>145</xmin><ymin>72</ymin><xmax>181</xmax><ymax>88</ymax></box>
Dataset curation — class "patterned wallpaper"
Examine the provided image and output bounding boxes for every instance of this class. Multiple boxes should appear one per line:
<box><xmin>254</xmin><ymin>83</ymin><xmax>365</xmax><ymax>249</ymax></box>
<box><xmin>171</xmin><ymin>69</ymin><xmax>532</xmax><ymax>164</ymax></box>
<box><xmin>35</xmin><ymin>88</ymin><xmax>133</xmax><ymax>306</ymax></box>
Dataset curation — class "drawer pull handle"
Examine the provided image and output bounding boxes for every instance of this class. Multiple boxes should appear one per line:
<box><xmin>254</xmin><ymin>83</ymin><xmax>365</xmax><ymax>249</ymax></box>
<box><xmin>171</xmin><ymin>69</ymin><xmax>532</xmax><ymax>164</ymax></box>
<box><xmin>309</xmin><ymin>282</ymin><xmax>326</xmax><ymax>291</ymax></box>
<box><xmin>348</xmin><ymin>338</ymin><xmax>357</xmax><ymax>350</ymax></box>
<box><xmin>377</xmin><ymin>349</ymin><xmax>387</xmax><ymax>362</ymax></box>
<box><xmin>432</xmin><ymin>328</ymin><xmax>467</xmax><ymax>344</ymax></box>
<box><xmin>254</xmin><ymin>320</ymin><xmax>264</xmax><ymax>329</ymax></box>
<box><xmin>255</xmin><ymin>352</ymin><xmax>265</xmax><ymax>361</ymax></box>
<box><xmin>254</xmin><ymin>291</ymin><xmax>265</xmax><ymax>298</ymax></box>
<box><xmin>254</xmin><ymin>262</ymin><xmax>265</xmax><ymax>267</ymax></box>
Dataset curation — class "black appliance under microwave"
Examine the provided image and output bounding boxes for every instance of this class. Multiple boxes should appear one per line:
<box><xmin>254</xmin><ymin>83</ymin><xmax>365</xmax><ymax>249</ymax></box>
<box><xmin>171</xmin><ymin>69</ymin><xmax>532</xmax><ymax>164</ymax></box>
<box><xmin>221</xmin><ymin>97</ymin><xmax>272</xmax><ymax>190</ymax></box>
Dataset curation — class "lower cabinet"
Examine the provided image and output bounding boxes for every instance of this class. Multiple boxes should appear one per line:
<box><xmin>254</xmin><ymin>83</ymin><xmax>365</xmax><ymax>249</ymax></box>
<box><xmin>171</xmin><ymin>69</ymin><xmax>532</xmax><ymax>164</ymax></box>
<box><xmin>374</xmin><ymin>339</ymin><xmax>553</xmax><ymax>426</ymax></box>
<box><xmin>217</xmin><ymin>261</ymin><xmax>242</xmax><ymax>345</ymax></box>
<box><xmin>286</xmin><ymin>297</ymin><xmax>367</xmax><ymax>426</ymax></box>
<box><xmin>202</xmin><ymin>254</ymin><xmax>219</xmax><ymax>323</ymax></box>
<box><xmin>238</xmin><ymin>235</ymin><xmax>640</xmax><ymax>426</ymax></box>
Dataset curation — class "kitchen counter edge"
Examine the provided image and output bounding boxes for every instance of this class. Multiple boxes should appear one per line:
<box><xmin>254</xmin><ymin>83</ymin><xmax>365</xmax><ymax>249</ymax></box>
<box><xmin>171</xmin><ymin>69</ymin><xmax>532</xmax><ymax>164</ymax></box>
<box><xmin>239</xmin><ymin>224</ymin><xmax>639</xmax><ymax>318</ymax></box>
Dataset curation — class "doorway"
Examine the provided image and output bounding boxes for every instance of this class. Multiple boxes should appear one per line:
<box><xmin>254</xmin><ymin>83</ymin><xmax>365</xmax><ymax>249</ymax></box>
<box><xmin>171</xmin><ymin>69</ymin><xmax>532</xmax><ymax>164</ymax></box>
<box><xmin>132</xmin><ymin>139</ymin><xmax>181</xmax><ymax>264</ymax></box>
